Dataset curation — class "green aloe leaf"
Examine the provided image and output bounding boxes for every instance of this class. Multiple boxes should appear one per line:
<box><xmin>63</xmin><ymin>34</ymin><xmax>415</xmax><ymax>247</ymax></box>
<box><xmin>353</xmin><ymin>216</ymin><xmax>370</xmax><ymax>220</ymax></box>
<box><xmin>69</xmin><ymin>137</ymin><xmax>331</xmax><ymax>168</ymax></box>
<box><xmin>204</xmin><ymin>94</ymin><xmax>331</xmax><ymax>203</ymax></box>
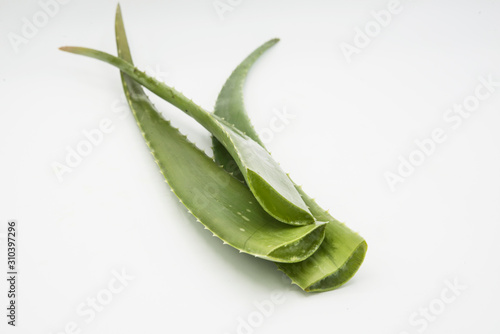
<box><xmin>60</xmin><ymin>45</ymin><xmax>314</xmax><ymax>226</ymax></box>
<box><xmin>212</xmin><ymin>40</ymin><xmax>367</xmax><ymax>292</ymax></box>
<box><xmin>111</xmin><ymin>5</ymin><xmax>325</xmax><ymax>263</ymax></box>
<box><xmin>212</xmin><ymin>39</ymin><xmax>278</xmax><ymax>181</ymax></box>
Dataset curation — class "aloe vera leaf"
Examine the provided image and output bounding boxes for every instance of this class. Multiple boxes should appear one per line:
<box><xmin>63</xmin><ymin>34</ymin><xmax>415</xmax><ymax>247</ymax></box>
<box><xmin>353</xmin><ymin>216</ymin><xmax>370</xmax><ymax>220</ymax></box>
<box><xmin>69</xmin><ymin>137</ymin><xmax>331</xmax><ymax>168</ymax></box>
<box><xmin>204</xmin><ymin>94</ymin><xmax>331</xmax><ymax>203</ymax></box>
<box><xmin>112</xmin><ymin>5</ymin><xmax>325</xmax><ymax>263</ymax></box>
<box><xmin>212</xmin><ymin>40</ymin><xmax>367</xmax><ymax>291</ymax></box>
<box><xmin>278</xmin><ymin>196</ymin><xmax>367</xmax><ymax>291</ymax></box>
<box><xmin>59</xmin><ymin>46</ymin><xmax>314</xmax><ymax>226</ymax></box>
<box><xmin>212</xmin><ymin>39</ymin><xmax>278</xmax><ymax>181</ymax></box>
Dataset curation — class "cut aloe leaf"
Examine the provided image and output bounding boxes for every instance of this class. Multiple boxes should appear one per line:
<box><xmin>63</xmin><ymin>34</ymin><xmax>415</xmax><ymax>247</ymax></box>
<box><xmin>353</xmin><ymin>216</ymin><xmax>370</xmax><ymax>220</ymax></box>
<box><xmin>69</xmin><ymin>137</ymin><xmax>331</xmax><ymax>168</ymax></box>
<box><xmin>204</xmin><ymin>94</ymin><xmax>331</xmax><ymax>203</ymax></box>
<box><xmin>60</xmin><ymin>45</ymin><xmax>314</xmax><ymax>226</ymax></box>
<box><xmin>212</xmin><ymin>39</ymin><xmax>278</xmax><ymax>181</ymax></box>
<box><xmin>277</xmin><ymin>194</ymin><xmax>367</xmax><ymax>291</ymax></box>
<box><xmin>112</xmin><ymin>5</ymin><xmax>325</xmax><ymax>263</ymax></box>
<box><xmin>212</xmin><ymin>40</ymin><xmax>367</xmax><ymax>291</ymax></box>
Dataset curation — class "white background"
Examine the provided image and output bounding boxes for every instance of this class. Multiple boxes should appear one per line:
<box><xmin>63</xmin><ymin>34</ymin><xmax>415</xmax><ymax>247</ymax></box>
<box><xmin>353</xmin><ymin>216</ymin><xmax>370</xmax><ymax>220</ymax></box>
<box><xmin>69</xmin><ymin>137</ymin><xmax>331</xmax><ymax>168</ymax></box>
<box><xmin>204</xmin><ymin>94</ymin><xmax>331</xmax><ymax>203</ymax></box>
<box><xmin>1</xmin><ymin>0</ymin><xmax>500</xmax><ymax>333</ymax></box>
